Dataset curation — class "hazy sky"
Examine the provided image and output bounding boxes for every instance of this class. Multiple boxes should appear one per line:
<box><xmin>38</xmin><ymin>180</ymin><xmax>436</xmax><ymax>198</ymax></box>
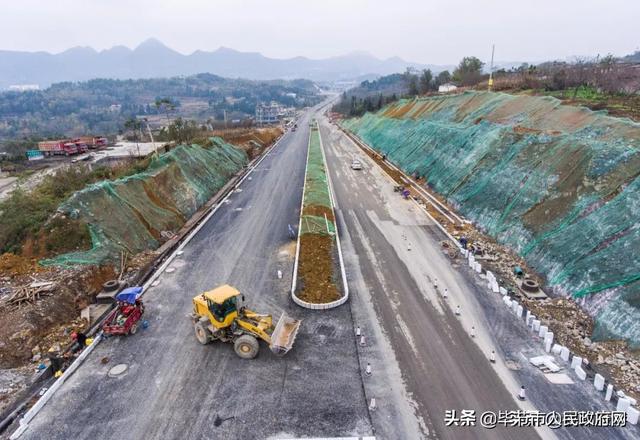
<box><xmin>2</xmin><ymin>0</ymin><xmax>638</xmax><ymax>65</ymax></box>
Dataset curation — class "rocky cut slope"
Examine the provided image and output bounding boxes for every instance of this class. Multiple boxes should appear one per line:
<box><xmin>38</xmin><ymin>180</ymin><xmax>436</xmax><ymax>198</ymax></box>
<box><xmin>343</xmin><ymin>91</ymin><xmax>640</xmax><ymax>346</ymax></box>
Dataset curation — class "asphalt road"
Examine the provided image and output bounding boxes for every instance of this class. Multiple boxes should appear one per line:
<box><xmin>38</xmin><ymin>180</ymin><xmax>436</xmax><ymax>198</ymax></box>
<box><xmin>18</xmin><ymin>107</ymin><xmax>373</xmax><ymax>440</ymax></box>
<box><xmin>318</xmin><ymin>115</ymin><xmax>639</xmax><ymax>440</ymax></box>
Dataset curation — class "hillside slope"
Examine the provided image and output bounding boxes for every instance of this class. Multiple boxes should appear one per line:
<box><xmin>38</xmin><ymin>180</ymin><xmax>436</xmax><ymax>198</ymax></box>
<box><xmin>343</xmin><ymin>92</ymin><xmax>640</xmax><ymax>345</ymax></box>
<box><xmin>42</xmin><ymin>138</ymin><xmax>247</xmax><ymax>267</ymax></box>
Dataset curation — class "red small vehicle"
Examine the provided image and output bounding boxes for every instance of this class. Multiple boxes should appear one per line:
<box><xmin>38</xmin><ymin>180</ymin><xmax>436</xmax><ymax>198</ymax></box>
<box><xmin>103</xmin><ymin>287</ymin><xmax>145</xmax><ymax>336</ymax></box>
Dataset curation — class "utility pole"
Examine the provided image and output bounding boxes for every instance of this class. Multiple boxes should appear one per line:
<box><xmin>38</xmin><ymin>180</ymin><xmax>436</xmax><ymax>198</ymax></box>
<box><xmin>143</xmin><ymin>118</ymin><xmax>159</xmax><ymax>157</ymax></box>
<box><xmin>488</xmin><ymin>44</ymin><xmax>495</xmax><ymax>92</ymax></box>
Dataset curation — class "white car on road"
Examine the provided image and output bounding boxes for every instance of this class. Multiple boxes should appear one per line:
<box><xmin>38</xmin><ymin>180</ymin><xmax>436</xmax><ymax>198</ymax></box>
<box><xmin>351</xmin><ymin>159</ymin><xmax>362</xmax><ymax>170</ymax></box>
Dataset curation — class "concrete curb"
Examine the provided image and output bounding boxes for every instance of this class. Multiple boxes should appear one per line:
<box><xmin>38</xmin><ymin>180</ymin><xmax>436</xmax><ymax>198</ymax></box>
<box><xmin>291</xmin><ymin>120</ymin><xmax>349</xmax><ymax>310</ymax></box>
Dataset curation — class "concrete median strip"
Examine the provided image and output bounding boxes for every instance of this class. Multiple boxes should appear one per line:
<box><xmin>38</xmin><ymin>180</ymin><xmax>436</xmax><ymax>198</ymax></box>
<box><xmin>291</xmin><ymin>120</ymin><xmax>348</xmax><ymax>310</ymax></box>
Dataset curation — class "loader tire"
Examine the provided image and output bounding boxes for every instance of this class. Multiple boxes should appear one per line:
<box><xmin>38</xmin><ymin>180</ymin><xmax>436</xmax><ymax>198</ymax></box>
<box><xmin>194</xmin><ymin>321</ymin><xmax>211</xmax><ymax>345</ymax></box>
<box><xmin>234</xmin><ymin>335</ymin><xmax>259</xmax><ymax>359</ymax></box>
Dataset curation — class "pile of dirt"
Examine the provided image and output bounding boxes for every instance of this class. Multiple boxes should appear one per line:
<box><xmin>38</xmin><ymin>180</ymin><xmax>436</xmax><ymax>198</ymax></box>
<box><xmin>0</xmin><ymin>264</ymin><xmax>116</xmax><ymax>369</ymax></box>
<box><xmin>296</xmin><ymin>234</ymin><xmax>340</xmax><ymax>304</ymax></box>
<box><xmin>210</xmin><ymin>127</ymin><xmax>283</xmax><ymax>159</ymax></box>
<box><xmin>0</xmin><ymin>253</ymin><xmax>40</xmax><ymax>278</ymax></box>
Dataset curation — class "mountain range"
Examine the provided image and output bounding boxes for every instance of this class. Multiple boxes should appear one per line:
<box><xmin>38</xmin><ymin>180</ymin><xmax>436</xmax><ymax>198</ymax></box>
<box><xmin>0</xmin><ymin>38</ymin><xmax>448</xmax><ymax>89</ymax></box>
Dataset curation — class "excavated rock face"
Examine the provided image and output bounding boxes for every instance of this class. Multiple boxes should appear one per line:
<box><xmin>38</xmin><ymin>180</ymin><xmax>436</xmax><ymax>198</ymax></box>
<box><xmin>344</xmin><ymin>91</ymin><xmax>640</xmax><ymax>346</ymax></box>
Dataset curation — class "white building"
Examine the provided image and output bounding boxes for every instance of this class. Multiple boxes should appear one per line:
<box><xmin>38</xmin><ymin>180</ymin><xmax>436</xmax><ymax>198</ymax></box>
<box><xmin>256</xmin><ymin>102</ymin><xmax>283</xmax><ymax>125</ymax></box>
<box><xmin>438</xmin><ymin>83</ymin><xmax>458</xmax><ymax>93</ymax></box>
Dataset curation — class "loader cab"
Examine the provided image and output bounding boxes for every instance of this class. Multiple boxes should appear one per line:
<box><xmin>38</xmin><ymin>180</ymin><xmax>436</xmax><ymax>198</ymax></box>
<box><xmin>201</xmin><ymin>285</ymin><xmax>241</xmax><ymax>327</ymax></box>
<box><xmin>208</xmin><ymin>296</ymin><xmax>237</xmax><ymax>323</ymax></box>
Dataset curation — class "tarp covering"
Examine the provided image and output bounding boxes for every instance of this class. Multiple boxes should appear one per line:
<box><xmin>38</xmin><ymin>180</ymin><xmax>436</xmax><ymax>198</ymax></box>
<box><xmin>343</xmin><ymin>91</ymin><xmax>640</xmax><ymax>346</ymax></box>
<box><xmin>41</xmin><ymin>137</ymin><xmax>247</xmax><ymax>267</ymax></box>
<box><xmin>116</xmin><ymin>286</ymin><xmax>143</xmax><ymax>304</ymax></box>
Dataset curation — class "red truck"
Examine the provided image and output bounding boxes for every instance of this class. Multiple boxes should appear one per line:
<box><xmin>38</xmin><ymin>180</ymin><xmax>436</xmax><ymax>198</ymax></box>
<box><xmin>38</xmin><ymin>140</ymin><xmax>81</xmax><ymax>156</ymax></box>
<box><xmin>74</xmin><ymin>136</ymin><xmax>108</xmax><ymax>149</ymax></box>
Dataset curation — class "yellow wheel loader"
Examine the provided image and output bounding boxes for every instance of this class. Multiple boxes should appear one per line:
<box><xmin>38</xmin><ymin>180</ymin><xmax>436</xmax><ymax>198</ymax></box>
<box><xmin>191</xmin><ymin>285</ymin><xmax>301</xmax><ymax>359</ymax></box>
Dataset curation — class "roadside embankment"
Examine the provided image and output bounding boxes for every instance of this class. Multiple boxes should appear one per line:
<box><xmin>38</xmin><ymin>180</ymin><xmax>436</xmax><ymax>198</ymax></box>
<box><xmin>41</xmin><ymin>137</ymin><xmax>247</xmax><ymax>267</ymax></box>
<box><xmin>342</xmin><ymin>91</ymin><xmax>640</xmax><ymax>347</ymax></box>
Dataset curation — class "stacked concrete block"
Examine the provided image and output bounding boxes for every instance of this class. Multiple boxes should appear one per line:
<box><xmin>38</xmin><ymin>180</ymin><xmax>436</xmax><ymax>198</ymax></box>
<box><xmin>571</xmin><ymin>356</ymin><xmax>582</xmax><ymax>369</ymax></box>
<box><xmin>538</xmin><ymin>325</ymin><xmax>548</xmax><ymax>338</ymax></box>
<box><xmin>605</xmin><ymin>384</ymin><xmax>613</xmax><ymax>401</ymax></box>
<box><xmin>594</xmin><ymin>374</ymin><xmax>605</xmax><ymax>391</ymax></box>
<box><xmin>617</xmin><ymin>398</ymin><xmax>631</xmax><ymax>412</ymax></box>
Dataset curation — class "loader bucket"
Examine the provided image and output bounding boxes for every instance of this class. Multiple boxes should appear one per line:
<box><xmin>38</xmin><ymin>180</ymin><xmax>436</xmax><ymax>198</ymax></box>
<box><xmin>270</xmin><ymin>312</ymin><xmax>301</xmax><ymax>355</ymax></box>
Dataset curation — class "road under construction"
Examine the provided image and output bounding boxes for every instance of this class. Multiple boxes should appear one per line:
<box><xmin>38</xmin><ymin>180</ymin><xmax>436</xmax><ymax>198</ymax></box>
<box><xmin>8</xmin><ymin>102</ymin><xmax>640</xmax><ymax>440</ymax></box>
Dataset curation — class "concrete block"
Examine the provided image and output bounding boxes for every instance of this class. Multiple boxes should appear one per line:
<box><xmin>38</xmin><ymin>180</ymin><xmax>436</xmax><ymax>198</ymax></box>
<box><xmin>532</xmin><ymin>320</ymin><xmax>541</xmax><ymax>332</ymax></box>
<box><xmin>502</xmin><ymin>295</ymin><xmax>510</xmax><ymax>305</ymax></box>
<box><xmin>511</xmin><ymin>301</ymin><xmax>519</xmax><ymax>314</ymax></box>
<box><xmin>486</xmin><ymin>271</ymin><xmax>494</xmax><ymax>281</ymax></box>
<box><xmin>560</xmin><ymin>347</ymin><xmax>570</xmax><ymax>361</ymax></box>
<box><xmin>499</xmin><ymin>287</ymin><xmax>508</xmax><ymax>295</ymax></box>
<box><xmin>551</xmin><ymin>344</ymin><xmax>562</xmax><ymax>355</ymax></box>
<box><xmin>544</xmin><ymin>332</ymin><xmax>554</xmax><ymax>345</ymax></box>
<box><xmin>492</xmin><ymin>281</ymin><xmax>500</xmax><ymax>294</ymax></box>
<box><xmin>538</xmin><ymin>325</ymin><xmax>548</xmax><ymax>338</ymax></box>
<box><xmin>594</xmin><ymin>374</ymin><xmax>605</xmax><ymax>391</ymax></box>
<box><xmin>475</xmin><ymin>263</ymin><xmax>482</xmax><ymax>273</ymax></box>
<box><xmin>545</xmin><ymin>339</ymin><xmax>552</xmax><ymax>353</ymax></box>
<box><xmin>605</xmin><ymin>384</ymin><xmax>614</xmax><ymax>401</ymax></box>
<box><xmin>575</xmin><ymin>366</ymin><xmax>587</xmax><ymax>380</ymax></box>
<box><xmin>628</xmin><ymin>407</ymin><xmax>640</xmax><ymax>425</ymax></box>
<box><xmin>516</xmin><ymin>305</ymin><xmax>523</xmax><ymax>318</ymax></box>
<box><xmin>617</xmin><ymin>398</ymin><xmax>631</xmax><ymax>412</ymax></box>
<box><xmin>571</xmin><ymin>356</ymin><xmax>582</xmax><ymax>369</ymax></box>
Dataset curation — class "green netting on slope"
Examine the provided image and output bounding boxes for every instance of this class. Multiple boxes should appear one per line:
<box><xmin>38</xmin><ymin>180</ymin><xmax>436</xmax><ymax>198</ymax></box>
<box><xmin>303</xmin><ymin>127</ymin><xmax>332</xmax><ymax>209</ymax></box>
<box><xmin>41</xmin><ymin>138</ymin><xmax>247</xmax><ymax>267</ymax></box>
<box><xmin>300</xmin><ymin>127</ymin><xmax>335</xmax><ymax>235</ymax></box>
<box><xmin>343</xmin><ymin>91</ymin><xmax>640</xmax><ymax>346</ymax></box>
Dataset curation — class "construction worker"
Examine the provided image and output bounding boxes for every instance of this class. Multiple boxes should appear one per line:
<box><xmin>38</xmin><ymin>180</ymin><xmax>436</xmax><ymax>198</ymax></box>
<box><xmin>70</xmin><ymin>331</ymin><xmax>87</xmax><ymax>354</ymax></box>
<box><xmin>47</xmin><ymin>347</ymin><xmax>63</xmax><ymax>377</ymax></box>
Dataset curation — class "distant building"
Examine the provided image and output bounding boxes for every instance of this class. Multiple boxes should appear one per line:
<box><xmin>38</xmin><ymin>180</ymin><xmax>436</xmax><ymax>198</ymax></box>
<box><xmin>8</xmin><ymin>84</ymin><xmax>39</xmax><ymax>92</ymax></box>
<box><xmin>255</xmin><ymin>102</ymin><xmax>283</xmax><ymax>125</ymax></box>
<box><xmin>438</xmin><ymin>83</ymin><xmax>458</xmax><ymax>93</ymax></box>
